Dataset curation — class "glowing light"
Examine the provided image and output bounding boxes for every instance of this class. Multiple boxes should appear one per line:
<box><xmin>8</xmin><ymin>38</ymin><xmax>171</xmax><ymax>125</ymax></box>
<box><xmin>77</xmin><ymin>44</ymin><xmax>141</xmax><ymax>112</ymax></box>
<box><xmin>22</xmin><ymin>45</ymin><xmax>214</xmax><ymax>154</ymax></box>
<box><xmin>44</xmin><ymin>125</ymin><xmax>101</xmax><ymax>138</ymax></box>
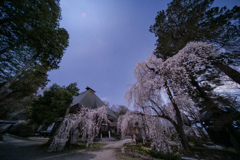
<box><xmin>82</xmin><ymin>13</ymin><xmax>87</xmax><ymax>18</ymax></box>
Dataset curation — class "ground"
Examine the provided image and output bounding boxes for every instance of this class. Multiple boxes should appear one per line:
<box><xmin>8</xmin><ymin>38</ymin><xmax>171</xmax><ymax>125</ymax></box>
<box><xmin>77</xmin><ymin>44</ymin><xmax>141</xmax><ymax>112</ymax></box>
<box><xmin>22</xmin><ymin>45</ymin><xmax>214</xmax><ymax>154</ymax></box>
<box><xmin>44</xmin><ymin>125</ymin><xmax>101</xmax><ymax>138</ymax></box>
<box><xmin>1</xmin><ymin>134</ymin><xmax>239</xmax><ymax>160</ymax></box>
<box><xmin>0</xmin><ymin>135</ymin><xmax>132</xmax><ymax>160</ymax></box>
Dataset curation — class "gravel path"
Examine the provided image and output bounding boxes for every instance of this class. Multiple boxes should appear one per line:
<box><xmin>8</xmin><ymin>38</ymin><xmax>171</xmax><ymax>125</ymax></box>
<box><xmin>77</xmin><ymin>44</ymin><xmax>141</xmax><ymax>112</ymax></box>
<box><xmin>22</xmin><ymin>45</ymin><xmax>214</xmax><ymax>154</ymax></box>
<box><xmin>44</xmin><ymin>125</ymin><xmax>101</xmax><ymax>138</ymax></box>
<box><xmin>88</xmin><ymin>139</ymin><xmax>131</xmax><ymax>160</ymax></box>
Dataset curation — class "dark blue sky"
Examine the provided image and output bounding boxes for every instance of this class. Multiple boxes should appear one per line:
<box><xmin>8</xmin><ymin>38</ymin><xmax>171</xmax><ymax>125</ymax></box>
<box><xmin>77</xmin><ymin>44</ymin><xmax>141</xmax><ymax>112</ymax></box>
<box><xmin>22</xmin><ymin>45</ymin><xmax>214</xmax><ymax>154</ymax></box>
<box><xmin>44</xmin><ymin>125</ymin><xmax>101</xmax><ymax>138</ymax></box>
<box><xmin>48</xmin><ymin>0</ymin><xmax>240</xmax><ymax>108</ymax></box>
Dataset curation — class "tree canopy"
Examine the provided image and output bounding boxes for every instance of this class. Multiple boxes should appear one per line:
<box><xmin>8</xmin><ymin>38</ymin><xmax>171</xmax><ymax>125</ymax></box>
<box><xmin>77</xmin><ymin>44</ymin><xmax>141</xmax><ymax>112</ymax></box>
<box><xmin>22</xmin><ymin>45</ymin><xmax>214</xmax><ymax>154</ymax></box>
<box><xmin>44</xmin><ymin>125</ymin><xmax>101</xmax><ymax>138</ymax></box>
<box><xmin>0</xmin><ymin>0</ymin><xmax>69</xmax><ymax>116</ymax></box>
<box><xmin>110</xmin><ymin>105</ymin><xmax>129</xmax><ymax>116</ymax></box>
<box><xmin>48</xmin><ymin>105</ymin><xmax>108</xmax><ymax>151</ymax></box>
<box><xmin>118</xmin><ymin>110</ymin><xmax>175</xmax><ymax>153</ymax></box>
<box><xmin>122</xmin><ymin>0</ymin><xmax>240</xmax><ymax>153</ymax></box>
<box><xmin>30</xmin><ymin>83</ymin><xmax>79</xmax><ymax>126</ymax></box>
<box><xmin>149</xmin><ymin>0</ymin><xmax>240</xmax><ymax>131</ymax></box>
<box><xmin>150</xmin><ymin>0</ymin><xmax>240</xmax><ymax>59</ymax></box>
<box><xmin>126</xmin><ymin>42</ymin><xmax>239</xmax><ymax>151</ymax></box>
<box><xmin>0</xmin><ymin>0</ymin><xmax>69</xmax><ymax>65</ymax></box>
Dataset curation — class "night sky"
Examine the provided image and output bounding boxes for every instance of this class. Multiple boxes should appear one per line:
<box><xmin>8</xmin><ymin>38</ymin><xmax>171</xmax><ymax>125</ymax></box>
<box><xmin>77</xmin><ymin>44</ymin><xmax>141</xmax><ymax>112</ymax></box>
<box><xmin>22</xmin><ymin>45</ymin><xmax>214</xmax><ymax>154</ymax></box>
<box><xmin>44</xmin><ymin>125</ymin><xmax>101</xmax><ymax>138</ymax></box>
<box><xmin>48</xmin><ymin>0</ymin><xmax>240</xmax><ymax>108</ymax></box>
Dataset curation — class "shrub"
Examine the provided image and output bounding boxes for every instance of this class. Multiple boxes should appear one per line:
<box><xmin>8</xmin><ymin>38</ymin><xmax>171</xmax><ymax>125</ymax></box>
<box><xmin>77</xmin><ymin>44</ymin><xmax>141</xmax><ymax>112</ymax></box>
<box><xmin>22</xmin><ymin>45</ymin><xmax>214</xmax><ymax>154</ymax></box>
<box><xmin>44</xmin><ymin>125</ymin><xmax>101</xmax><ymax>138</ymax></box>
<box><xmin>8</xmin><ymin>122</ymin><xmax>35</xmax><ymax>137</ymax></box>
<box><xmin>147</xmin><ymin>150</ymin><xmax>181</xmax><ymax>160</ymax></box>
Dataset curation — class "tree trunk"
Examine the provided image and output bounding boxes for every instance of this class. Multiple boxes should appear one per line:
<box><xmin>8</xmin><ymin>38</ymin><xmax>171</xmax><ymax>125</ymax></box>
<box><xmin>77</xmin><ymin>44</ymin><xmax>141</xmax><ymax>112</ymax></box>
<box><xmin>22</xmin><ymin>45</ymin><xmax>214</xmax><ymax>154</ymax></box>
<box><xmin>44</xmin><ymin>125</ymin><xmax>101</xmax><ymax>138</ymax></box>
<box><xmin>165</xmin><ymin>85</ymin><xmax>191</xmax><ymax>151</ymax></box>
<box><xmin>0</xmin><ymin>58</ymin><xmax>35</xmax><ymax>101</ymax></box>
<box><xmin>213</xmin><ymin>61</ymin><xmax>240</xmax><ymax>85</ymax></box>
<box><xmin>174</xmin><ymin>123</ymin><xmax>191</xmax><ymax>151</ymax></box>
<box><xmin>47</xmin><ymin>106</ymin><xmax>71</xmax><ymax>146</ymax></box>
<box><xmin>190</xmin><ymin>76</ymin><xmax>218</xmax><ymax>110</ymax></box>
<box><xmin>172</xmin><ymin>104</ymin><xmax>191</xmax><ymax>151</ymax></box>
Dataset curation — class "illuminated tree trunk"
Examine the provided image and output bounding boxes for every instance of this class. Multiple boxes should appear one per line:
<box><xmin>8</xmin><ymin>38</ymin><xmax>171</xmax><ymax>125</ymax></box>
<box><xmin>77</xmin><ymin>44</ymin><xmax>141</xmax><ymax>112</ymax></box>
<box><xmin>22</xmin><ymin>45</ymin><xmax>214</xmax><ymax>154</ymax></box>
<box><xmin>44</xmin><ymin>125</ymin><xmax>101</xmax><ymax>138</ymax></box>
<box><xmin>165</xmin><ymin>85</ymin><xmax>191</xmax><ymax>151</ymax></box>
<box><xmin>213</xmin><ymin>61</ymin><xmax>240</xmax><ymax>85</ymax></box>
<box><xmin>0</xmin><ymin>58</ymin><xmax>35</xmax><ymax>101</ymax></box>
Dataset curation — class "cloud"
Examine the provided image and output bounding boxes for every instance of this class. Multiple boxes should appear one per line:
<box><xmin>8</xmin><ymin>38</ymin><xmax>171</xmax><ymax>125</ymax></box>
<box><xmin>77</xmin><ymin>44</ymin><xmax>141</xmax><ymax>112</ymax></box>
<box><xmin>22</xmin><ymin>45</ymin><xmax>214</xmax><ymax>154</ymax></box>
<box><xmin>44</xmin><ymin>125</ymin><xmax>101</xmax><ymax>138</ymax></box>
<box><xmin>82</xmin><ymin>12</ymin><xmax>87</xmax><ymax>18</ymax></box>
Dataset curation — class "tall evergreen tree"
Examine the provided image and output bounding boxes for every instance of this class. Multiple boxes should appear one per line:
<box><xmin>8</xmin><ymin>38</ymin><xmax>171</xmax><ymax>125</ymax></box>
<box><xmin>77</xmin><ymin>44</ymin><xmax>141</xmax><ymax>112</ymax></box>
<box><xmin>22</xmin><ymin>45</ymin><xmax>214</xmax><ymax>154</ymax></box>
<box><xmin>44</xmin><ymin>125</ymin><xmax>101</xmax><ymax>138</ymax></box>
<box><xmin>0</xmin><ymin>0</ymin><xmax>69</xmax><ymax>115</ymax></box>
<box><xmin>150</xmin><ymin>0</ymin><xmax>240</xmax><ymax>84</ymax></box>
<box><xmin>30</xmin><ymin>83</ymin><xmax>79</xmax><ymax>126</ymax></box>
<box><xmin>150</xmin><ymin>0</ymin><xmax>240</xmax><ymax>147</ymax></box>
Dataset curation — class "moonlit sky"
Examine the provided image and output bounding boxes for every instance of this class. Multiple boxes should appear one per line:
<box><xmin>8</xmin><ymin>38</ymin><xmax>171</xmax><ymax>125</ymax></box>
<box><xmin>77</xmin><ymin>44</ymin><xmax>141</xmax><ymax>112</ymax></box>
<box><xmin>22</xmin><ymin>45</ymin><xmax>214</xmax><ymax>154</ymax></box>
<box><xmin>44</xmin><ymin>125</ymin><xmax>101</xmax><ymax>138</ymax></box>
<box><xmin>48</xmin><ymin>0</ymin><xmax>240</xmax><ymax>108</ymax></box>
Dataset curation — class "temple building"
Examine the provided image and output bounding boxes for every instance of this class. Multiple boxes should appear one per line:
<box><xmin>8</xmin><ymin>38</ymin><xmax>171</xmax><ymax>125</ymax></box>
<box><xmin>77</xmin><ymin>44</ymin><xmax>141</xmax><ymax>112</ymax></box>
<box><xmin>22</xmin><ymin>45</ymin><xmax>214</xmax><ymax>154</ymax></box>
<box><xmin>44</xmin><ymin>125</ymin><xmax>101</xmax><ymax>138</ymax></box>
<box><xmin>69</xmin><ymin>87</ymin><xmax>118</xmax><ymax>137</ymax></box>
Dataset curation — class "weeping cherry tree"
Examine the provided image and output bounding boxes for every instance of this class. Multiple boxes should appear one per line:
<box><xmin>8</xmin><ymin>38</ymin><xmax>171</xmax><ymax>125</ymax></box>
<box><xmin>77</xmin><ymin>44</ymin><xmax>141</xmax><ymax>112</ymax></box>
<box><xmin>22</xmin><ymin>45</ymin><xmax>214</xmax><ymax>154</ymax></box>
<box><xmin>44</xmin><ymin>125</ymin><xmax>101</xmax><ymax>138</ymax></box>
<box><xmin>118</xmin><ymin>110</ymin><xmax>175</xmax><ymax>153</ymax></box>
<box><xmin>48</xmin><ymin>105</ymin><xmax>108</xmax><ymax>152</ymax></box>
<box><xmin>125</xmin><ymin>42</ymin><xmax>222</xmax><ymax>151</ymax></box>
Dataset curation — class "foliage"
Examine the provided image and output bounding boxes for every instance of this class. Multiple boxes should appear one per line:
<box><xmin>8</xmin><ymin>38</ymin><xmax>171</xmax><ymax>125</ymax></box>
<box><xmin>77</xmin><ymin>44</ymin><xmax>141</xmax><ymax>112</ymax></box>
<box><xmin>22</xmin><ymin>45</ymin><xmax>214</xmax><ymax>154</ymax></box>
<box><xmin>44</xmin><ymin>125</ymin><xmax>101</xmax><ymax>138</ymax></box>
<box><xmin>103</xmin><ymin>101</ymin><xmax>110</xmax><ymax>107</ymax></box>
<box><xmin>0</xmin><ymin>0</ymin><xmax>69</xmax><ymax>69</ymax></box>
<box><xmin>8</xmin><ymin>122</ymin><xmax>36</xmax><ymax>137</ymax></box>
<box><xmin>0</xmin><ymin>95</ymin><xmax>34</xmax><ymax>119</ymax></box>
<box><xmin>125</xmin><ymin>42</ymin><xmax>235</xmax><ymax>151</ymax></box>
<box><xmin>117</xmin><ymin>111</ymin><xmax>146</xmax><ymax>139</ymax></box>
<box><xmin>147</xmin><ymin>150</ymin><xmax>181</xmax><ymax>160</ymax></box>
<box><xmin>111</xmin><ymin>105</ymin><xmax>129</xmax><ymax>116</ymax></box>
<box><xmin>48</xmin><ymin>105</ymin><xmax>108</xmax><ymax>152</ymax></box>
<box><xmin>150</xmin><ymin>0</ymin><xmax>240</xmax><ymax>87</ymax></box>
<box><xmin>150</xmin><ymin>0</ymin><xmax>240</xmax><ymax>60</ymax></box>
<box><xmin>123</xmin><ymin>143</ymin><xmax>151</xmax><ymax>156</ymax></box>
<box><xmin>185</xmin><ymin>146</ymin><xmax>240</xmax><ymax>160</ymax></box>
<box><xmin>0</xmin><ymin>0</ymin><xmax>69</xmax><ymax>114</ymax></box>
<box><xmin>29</xmin><ymin>83</ymin><xmax>79</xmax><ymax>126</ymax></box>
<box><xmin>149</xmin><ymin>0</ymin><xmax>240</xmax><ymax>143</ymax></box>
<box><xmin>103</xmin><ymin>100</ymin><xmax>129</xmax><ymax>116</ymax></box>
<box><xmin>118</xmin><ymin>111</ymin><xmax>175</xmax><ymax>153</ymax></box>
<box><xmin>127</xmin><ymin>0</ymin><xmax>240</xmax><ymax>153</ymax></box>
<box><xmin>123</xmin><ymin>142</ymin><xmax>180</xmax><ymax>160</ymax></box>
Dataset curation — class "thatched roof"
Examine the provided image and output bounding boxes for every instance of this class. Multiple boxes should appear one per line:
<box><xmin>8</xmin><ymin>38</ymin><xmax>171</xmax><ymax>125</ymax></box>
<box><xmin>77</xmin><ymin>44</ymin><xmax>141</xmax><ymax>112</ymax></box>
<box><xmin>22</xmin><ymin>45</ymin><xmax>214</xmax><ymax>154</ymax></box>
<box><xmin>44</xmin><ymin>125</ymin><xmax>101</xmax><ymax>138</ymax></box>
<box><xmin>70</xmin><ymin>88</ymin><xmax>118</xmax><ymax>119</ymax></box>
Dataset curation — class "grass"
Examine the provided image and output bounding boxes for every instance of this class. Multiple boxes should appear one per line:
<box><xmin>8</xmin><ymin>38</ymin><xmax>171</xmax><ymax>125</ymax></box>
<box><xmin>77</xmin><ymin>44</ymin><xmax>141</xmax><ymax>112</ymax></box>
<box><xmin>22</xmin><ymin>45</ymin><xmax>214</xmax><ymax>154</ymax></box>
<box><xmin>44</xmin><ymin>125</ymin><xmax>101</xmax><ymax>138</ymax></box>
<box><xmin>123</xmin><ymin>142</ymin><xmax>181</xmax><ymax>160</ymax></box>
<box><xmin>123</xmin><ymin>141</ymin><xmax>240</xmax><ymax>160</ymax></box>
<box><xmin>185</xmin><ymin>145</ymin><xmax>240</xmax><ymax>160</ymax></box>
<box><xmin>124</xmin><ymin>142</ymin><xmax>150</xmax><ymax>155</ymax></box>
<box><xmin>117</xmin><ymin>154</ymin><xmax>143</xmax><ymax>160</ymax></box>
<box><xmin>147</xmin><ymin>150</ymin><xmax>181</xmax><ymax>160</ymax></box>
